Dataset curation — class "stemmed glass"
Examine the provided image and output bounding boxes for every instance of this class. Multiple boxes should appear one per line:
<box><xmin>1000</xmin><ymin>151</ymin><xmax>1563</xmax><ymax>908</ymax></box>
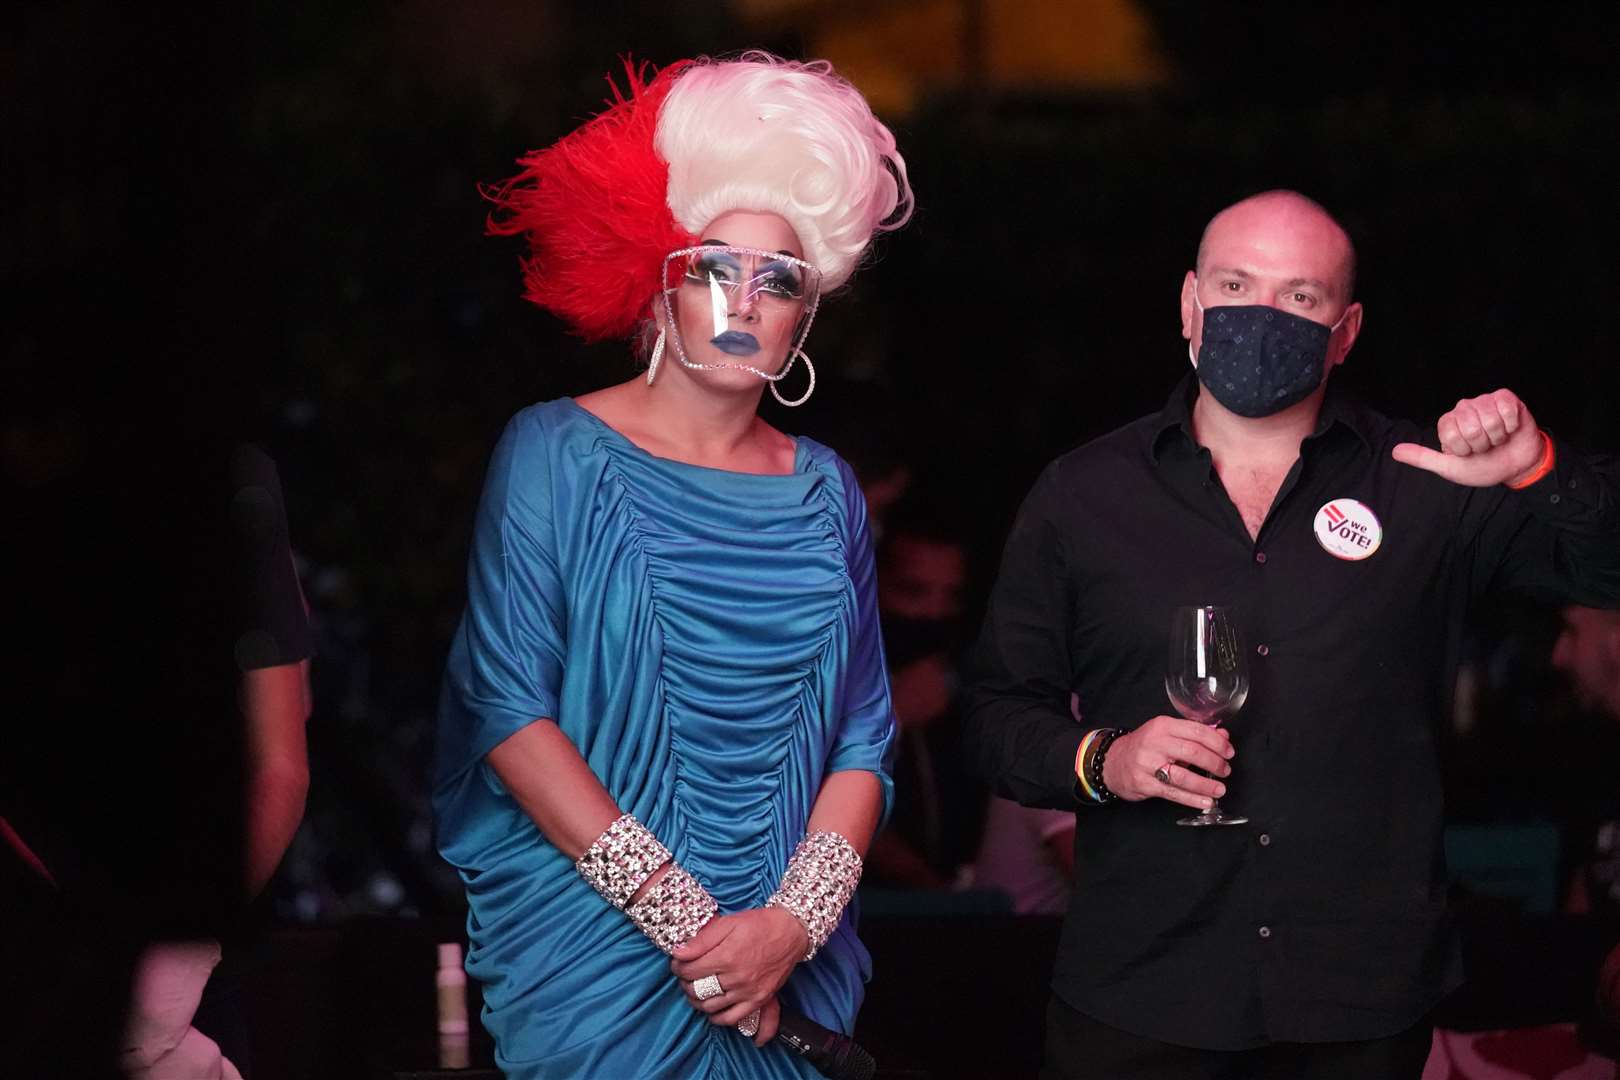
<box><xmin>1164</xmin><ymin>605</ymin><xmax>1249</xmax><ymax>827</ymax></box>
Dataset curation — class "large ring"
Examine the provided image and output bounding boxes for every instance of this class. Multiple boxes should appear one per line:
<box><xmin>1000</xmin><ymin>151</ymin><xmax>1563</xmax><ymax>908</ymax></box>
<box><xmin>737</xmin><ymin>1009</ymin><xmax>761</xmax><ymax>1038</ymax></box>
<box><xmin>1154</xmin><ymin>764</ymin><xmax>1173</xmax><ymax>785</ymax></box>
<box><xmin>693</xmin><ymin>974</ymin><xmax>724</xmax><ymax>1001</ymax></box>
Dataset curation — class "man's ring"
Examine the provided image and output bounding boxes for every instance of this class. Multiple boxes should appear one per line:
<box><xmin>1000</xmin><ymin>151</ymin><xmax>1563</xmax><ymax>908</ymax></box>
<box><xmin>693</xmin><ymin>974</ymin><xmax>724</xmax><ymax>1001</ymax></box>
<box><xmin>1154</xmin><ymin>764</ymin><xmax>1173</xmax><ymax>785</ymax></box>
<box><xmin>738</xmin><ymin>1009</ymin><xmax>761</xmax><ymax>1038</ymax></box>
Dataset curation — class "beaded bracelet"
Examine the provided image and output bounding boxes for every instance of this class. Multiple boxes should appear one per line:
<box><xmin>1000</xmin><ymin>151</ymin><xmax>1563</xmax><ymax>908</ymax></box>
<box><xmin>767</xmin><ymin>830</ymin><xmax>862</xmax><ymax>961</ymax></box>
<box><xmin>1090</xmin><ymin>728</ymin><xmax>1122</xmax><ymax>802</ymax></box>
<box><xmin>576</xmin><ymin>814</ymin><xmax>717</xmax><ymax>954</ymax></box>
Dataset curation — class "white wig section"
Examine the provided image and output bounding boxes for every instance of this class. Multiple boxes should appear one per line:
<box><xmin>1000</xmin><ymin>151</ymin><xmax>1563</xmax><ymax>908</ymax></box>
<box><xmin>655</xmin><ymin>51</ymin><xmax>914</xmax><ymax>292</ymax></box>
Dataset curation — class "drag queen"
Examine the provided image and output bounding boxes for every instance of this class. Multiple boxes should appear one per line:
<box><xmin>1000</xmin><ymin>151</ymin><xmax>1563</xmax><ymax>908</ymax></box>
<box><xmin>434</xmin><ymin>51</ymin><xmax>912</xmax><ymax>1078</ymax></box>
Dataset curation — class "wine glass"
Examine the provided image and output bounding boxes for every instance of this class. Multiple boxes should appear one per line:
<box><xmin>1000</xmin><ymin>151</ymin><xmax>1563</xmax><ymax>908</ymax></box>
<box><xmin>1164</xmin><ymin>605</ymin><xmax>1249</xmax><ymax>826</ymax></box>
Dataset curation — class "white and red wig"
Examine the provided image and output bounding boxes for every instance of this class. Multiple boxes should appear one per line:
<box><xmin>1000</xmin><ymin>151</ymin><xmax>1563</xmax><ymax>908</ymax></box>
<box><xmin>484</xmin><ymin>51</ymin><xmax>913</xmax><ymax>346</ymax></box>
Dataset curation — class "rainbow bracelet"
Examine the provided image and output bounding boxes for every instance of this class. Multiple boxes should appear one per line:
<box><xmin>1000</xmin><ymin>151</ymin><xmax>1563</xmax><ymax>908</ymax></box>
<box><xmin>1075</xmin><ymin>729</ymin><xmax>1103</xmax><ymax>802</ymax></box>
<box><xmin>1075</xmin><ymin>728</ymin><xmax>1120</xmax><ymax>804</ymax></box>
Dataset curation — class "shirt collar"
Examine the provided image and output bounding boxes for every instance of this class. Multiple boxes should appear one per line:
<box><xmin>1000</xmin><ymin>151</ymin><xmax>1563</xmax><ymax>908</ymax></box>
<box><xmin>1149</xmin><ymin>372</ymin><xmax>1374</xmax><ymax>464</ymax></box>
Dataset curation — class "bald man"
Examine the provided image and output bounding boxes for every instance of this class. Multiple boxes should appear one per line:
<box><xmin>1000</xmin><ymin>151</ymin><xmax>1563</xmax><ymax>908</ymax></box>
<box><xmin>965</xmin><ymin>190</ymin><xmax>1620</xmax><ymax>1078</ymax></box>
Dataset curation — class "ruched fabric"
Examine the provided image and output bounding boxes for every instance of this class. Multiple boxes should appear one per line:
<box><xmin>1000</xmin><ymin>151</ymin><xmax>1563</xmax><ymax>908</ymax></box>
<box><xmin>435</xmin><ymin>399</ymin><xmax>896</xmax><ymax>1079</ymax></box>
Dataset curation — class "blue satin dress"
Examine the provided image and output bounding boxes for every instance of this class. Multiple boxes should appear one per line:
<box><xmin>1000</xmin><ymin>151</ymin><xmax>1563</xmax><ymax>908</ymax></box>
<box><xmin>434</xmin><ymin>399</ymin><xmax>897</xmax><ymax>1079</ymax></box>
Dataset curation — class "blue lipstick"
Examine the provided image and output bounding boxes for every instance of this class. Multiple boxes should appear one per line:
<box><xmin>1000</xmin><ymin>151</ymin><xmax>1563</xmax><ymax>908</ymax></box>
<box><xmin>709</xmin><ymin>331</ymin><xmax>761</xmax><ymax>357</ymax></box>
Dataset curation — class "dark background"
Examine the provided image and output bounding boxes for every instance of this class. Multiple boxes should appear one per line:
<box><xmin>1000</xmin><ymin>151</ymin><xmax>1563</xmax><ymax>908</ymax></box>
<box><xmin>5</xmin><ymin>2</ymin><xmax>1619</xmax><ymax>1069</ymax></box>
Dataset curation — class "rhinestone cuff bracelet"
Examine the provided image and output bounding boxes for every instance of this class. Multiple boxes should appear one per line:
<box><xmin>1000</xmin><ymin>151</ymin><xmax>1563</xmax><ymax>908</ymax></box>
<box><xmin>575</xmin><ymin>814</ymin><xmax>671</xmax><ymax>910</ymax></box>
<box><xmin>767</xmin><ymin>830</ymin><xmax>863</xmax><ymax>961</ymax></box>
<box><xmin>626</xmin><ymin>863</ymin><xmax>718</xmax><ymax>955</ymax></box>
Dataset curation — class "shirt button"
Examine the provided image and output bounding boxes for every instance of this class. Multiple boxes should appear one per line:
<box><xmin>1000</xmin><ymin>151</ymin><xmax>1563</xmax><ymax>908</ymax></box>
<box><xmin>1256</xmin><ymin>644</ymin><xmax>1270</xmax><ymax>657</ymax></box>
<box><xmin>1258</xmin><ymin>926</ymin><xmax>1272</xmax><ymax>939</ymax></box>
<box><xmin>1259</xmin><ymin>833</ymin><xmax>1271</xmax><ymax>846</ymax></box>
<box><xmin>1550</xmin><ymin>493</ymin><xmax>1561</xmax><ymax>504</ymax></box>
<box><xmin>1254</xmin><ymin>551</ymin><xmax>1267</xmax><ymax>564</ymax></box>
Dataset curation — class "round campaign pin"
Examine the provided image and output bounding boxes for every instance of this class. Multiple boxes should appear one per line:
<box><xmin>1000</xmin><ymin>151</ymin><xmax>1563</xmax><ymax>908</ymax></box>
<box><xmin>1313</xmin><ymin>499</ymin><xmax>1382</xmax><ymax>561</ymax></box>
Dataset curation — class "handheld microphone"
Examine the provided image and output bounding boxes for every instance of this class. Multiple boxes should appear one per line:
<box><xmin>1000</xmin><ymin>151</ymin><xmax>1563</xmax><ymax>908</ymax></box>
<box><xmin>774</xmin><ymin>1009</ymin><xmax>876</xmax><ymax>1080</ymax></box>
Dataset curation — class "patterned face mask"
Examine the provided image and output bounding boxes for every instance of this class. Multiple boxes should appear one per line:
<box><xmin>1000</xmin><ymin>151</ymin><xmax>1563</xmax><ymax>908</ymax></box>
<box><xmin>1190</xmin><ymin>292</ymin><xmax>1349</xmax><ymax>418</ymax></box>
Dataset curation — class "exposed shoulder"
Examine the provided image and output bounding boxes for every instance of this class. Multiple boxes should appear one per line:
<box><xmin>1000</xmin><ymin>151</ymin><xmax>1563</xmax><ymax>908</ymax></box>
<box><xmin>747</xmin><ymin>417</ymin><xmax>800</xmax><ymax>474</ymax></box>
<box><xmin>571</xmin><ymin>381</ymin><xmax>637</xmax><ymax>426</ymax></box>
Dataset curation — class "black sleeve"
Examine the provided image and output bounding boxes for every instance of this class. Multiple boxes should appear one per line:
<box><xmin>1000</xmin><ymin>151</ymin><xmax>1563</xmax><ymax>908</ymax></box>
<box><xmin>1470</xmin><ymin>441</ymin><xmax>1620</xmax><ymax>609</ymax></box>
<box><xmin>961</xmin><ymin>466</ymin><xmax>1088</xmax><ymax>810</ymax></box>
<box><xmin>228</xmin><ymin>442</ymin><xmax>312</xmax><ymax>670</ymax></box>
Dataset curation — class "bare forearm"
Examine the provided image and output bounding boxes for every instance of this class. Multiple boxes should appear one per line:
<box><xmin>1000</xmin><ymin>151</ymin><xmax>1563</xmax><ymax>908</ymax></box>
<box><xmin>806</xmin><ymin>770</ymin><xmax>882</xmax><ymax>854</ymax></box>
<box><xmin>246</xmin><ymin>756</ymin><xmax>308</xmax><ymax>895</ymax></box>
<box><xmin>243</xmin><ymin>661</ymin><xmax>311</xmax><ymax>895</ymax></box>
<box><xmin>486</xmin><ymin>718</ymin><xmax>624</xmax><ymax>859</ymax></box>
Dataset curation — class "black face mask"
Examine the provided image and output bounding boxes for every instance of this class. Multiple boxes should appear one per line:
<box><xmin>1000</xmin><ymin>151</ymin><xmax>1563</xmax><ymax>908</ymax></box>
<box><xmin>1192</xmin><ymin>300</ymin><xmax>1346</xmax><ymax>418</ymax></box>
<box><xmin>881</xmin><ymin>615</ymin><xmax>963</xmax><ymax>668</ymax></box>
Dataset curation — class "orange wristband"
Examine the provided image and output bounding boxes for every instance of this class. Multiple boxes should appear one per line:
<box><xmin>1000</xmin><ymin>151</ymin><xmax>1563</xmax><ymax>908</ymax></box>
<box><xmin>1505</xmin><ymin>430</ymin><xmax>1556</xmax><ymax>490</ymax></box>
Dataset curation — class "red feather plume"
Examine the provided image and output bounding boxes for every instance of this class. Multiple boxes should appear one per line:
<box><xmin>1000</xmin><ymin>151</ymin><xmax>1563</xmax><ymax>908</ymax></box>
<box><xmin>484</xmin><ymin>58</ymin><xmax>697</xmax><ymax>341</ymax></box>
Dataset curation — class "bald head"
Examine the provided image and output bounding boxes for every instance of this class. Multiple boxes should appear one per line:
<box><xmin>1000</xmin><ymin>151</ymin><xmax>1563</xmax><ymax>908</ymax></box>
<box><xmin>1196</xmin><ymin>190</ymin><xmax>1357</xmax><ymax>303</ymax></box>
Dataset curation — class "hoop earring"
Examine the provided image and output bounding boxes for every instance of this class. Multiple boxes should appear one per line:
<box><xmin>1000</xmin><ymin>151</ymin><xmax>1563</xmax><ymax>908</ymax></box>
<box><xmin>770</xmin><ymin>348</ymin><xmax>815</xmax><ymax>407</ymax></box>
<box><xmin>646</xmin><ymin>328</ymin><xmax>666</xmax><ymax>386</ymax></box>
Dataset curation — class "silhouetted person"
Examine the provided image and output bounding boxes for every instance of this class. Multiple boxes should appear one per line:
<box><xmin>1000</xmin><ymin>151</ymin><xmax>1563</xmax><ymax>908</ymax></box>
<box><xmin>866</xmin><ymin>501</ymin><xmax>985</xmax><ymax>890</ymax></box>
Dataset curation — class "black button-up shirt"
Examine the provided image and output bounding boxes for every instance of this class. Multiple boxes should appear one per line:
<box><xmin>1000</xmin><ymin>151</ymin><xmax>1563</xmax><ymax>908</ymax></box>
<box><xmin>964</xmin><ymin>374</ymin><xmax>1620</xmax><ymax>1049</ymax></box>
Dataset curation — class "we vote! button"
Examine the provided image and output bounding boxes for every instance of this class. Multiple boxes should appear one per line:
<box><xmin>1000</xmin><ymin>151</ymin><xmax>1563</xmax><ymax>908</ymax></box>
<box><xmin>1313</xmin><ymin>499</ymin><xmax>1382</xmax><ymax>561</ymax></box>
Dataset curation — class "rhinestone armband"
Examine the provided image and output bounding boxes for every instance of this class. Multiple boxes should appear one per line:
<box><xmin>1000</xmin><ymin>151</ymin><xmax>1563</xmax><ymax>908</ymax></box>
<box><xmin>767</xmin><ymin>830</ymin><xmax>863</xmax><ymax>961</ymax></box>
<box><xmin>625</xmin><ymin>863</ymin><xmax>719</xmax><ymax>955</ymax></box>
<box><xmin>575</xmin><ymin>814</ymin><xmax>672</xmax><ymax>910</ymax></box>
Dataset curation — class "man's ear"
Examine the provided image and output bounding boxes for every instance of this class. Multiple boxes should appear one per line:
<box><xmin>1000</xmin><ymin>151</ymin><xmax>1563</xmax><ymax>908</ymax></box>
<box><xmin>1179</xmin><ymin>271</ymin><xmax>1198</xmax><ymax>341</ymax></box>
<box><xmin>1329</xmin><ymin>302</ymin><xmax>1364</xmax><ymax>370</ymax></box>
